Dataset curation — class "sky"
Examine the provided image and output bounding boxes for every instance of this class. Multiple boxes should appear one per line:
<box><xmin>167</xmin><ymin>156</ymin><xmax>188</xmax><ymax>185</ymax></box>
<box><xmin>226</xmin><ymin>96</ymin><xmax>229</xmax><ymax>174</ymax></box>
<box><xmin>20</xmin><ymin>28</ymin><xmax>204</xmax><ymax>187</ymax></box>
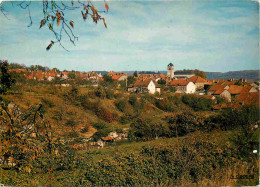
<box><xmin>0</xmin><ymin>0</ymin><xmax>259</xmax><ymax>72</ymax></box>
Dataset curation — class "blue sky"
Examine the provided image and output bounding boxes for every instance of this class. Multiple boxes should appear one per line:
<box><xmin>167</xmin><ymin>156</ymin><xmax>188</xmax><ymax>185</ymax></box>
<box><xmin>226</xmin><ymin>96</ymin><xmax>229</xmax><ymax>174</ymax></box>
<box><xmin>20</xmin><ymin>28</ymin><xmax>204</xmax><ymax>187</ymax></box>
<box><xmin>0</xmin><ymin>0</ymin><xmax>259</xmax><ymax>72</ymax></box>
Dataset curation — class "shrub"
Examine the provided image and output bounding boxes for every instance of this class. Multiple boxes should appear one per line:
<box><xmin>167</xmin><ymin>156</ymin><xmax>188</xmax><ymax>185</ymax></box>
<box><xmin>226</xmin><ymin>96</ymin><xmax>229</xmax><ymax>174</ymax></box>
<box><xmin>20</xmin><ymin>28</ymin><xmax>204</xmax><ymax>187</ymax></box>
<box><xmin>92</xmin><ymin>129</ymin><xmax>111</xmax><ymax>142</ymax></box>
<box><xmin>128</xmin><ymin>95</ymin><xmax>137</xmax><ymax>106</ymax></box>
<box><xmin>168</xmin><ymin>112</ymin><xmax>200</xmax><ymax>137</ymax></box>
<box><xmin>220</xmin><ymin>105</ymin><xmax>259</xmax><ymax>131</ymax></box>
<box><xmin>182</xmin><ymin>95</ymin><xmax>213</xmax><ymax>111</ymax></box>
<box><xmin>129</xmin><ymin>118</ymin><xmax>168</xmax><ymax>141</ymax></box>
<box><xmin>65</xmin><ymin>119</ymin><xmax>77</xmax><ymax>129</ymax></box>
<box><xmin>94</xmin><ymin>86</ymin><xmax>106</xmax><ymax>98</ymax></box>
<box><xmin>115</xmin><ymin>99</ymin><xmax>127</xmax><ymax>112</ymax></box>
<box><xmin>105</xmin><ymin>89</ymin><xmax>114</xmax><ymax>99</ymax></box>
<box><xmin>95</xmin><ymin>106</ymin><xmax>118</xmax><ymax>123</ymax></box>
<box><xmin>92</xmin><ymin>122</ymin><xmax>108</xmax><ymax>130</ymax></box>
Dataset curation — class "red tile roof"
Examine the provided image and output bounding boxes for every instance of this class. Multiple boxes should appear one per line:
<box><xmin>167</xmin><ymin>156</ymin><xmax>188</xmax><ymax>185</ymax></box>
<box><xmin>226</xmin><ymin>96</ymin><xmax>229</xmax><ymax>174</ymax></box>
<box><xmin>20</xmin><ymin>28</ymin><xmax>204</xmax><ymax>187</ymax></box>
<box><xmin>189</xmin><ymin>76</ymin><xmax>207</xmax><ymax>83</ymax></box>
<box><xmin>169</xmin><ymin>79</ymin><xmax>190</xmax><ymax>86</ymax></box>
<box><xmin>129</xmin><ymin>78</ymin><xmax>160</xmax><ymax>88</ymax></box>
<box><xmin>227</xmin><ymin>85</ymin><xmax>243</xmax><ymax>95</ymax></box>
<box><xmin>101</xmin><ymin>136</ymin><xmax>114</xmax><ymax>141</ymax></box>
<box><xmin>112</xmin><ymin>75</ymin><xmax>121</xmax><ymax>80</ymax></box>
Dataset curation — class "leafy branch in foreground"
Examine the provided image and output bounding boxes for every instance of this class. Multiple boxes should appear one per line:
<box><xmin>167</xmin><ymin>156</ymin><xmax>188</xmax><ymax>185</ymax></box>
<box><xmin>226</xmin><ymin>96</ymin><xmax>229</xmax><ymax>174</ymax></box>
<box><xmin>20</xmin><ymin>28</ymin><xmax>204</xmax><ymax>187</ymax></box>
<box><xmin>0</xmin><ymin>101</ymin><xmax>57</xmax><ymax>171</ymax></box>
<box><xmin>1</xmin><ymin>0</ymin><xmax>109</xmax><ymax>51</ymax></box>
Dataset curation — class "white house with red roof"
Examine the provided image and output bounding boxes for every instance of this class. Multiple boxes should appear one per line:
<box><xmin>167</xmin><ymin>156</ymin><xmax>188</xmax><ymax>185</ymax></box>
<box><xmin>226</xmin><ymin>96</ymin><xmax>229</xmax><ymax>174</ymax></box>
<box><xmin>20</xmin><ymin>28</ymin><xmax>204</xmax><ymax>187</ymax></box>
<box><xmin>128</xmin><ymin>78</ymin><xmax>160</xmax><ymax>94</ymax></box>
<box><xmin>168</xmin><ymin>79</ymin><xmax>196</xmax><ymax>93</ymax></box>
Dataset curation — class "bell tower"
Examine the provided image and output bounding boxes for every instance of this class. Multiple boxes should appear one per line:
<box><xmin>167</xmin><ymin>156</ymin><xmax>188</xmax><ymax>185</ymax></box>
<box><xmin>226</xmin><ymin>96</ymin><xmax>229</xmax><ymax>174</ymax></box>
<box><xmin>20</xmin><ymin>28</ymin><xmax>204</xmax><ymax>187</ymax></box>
<box><xmin>167</xmin><ymin>63</ymin><xmax>174</xmax><ymax>78</ymax></box>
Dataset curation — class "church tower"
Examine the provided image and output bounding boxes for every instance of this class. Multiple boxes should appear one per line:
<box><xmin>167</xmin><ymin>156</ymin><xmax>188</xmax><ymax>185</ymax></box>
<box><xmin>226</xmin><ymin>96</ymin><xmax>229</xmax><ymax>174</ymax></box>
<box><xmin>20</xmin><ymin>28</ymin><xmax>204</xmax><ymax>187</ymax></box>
<box><xmin>167</xmin><ymin>63</ymin><xmax>174</xmax><ymax>78</ymax></box>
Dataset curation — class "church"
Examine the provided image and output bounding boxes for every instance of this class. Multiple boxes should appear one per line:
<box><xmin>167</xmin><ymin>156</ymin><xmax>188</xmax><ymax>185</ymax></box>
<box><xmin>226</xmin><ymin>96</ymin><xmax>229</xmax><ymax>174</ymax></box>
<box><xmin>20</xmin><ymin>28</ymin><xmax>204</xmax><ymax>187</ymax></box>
<box><xmin>167</xmin><ymin>63</ymin><xmax>194</xmax><ymax>79</ymax></box>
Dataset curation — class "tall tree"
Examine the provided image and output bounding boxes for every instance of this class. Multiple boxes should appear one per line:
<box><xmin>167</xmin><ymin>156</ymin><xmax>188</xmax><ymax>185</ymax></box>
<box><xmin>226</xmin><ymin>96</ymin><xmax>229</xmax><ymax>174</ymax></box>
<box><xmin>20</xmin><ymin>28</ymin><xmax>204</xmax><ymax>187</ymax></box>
<box><xmin>0</xmin><ymin>60</ymin><xmax>15</xmax><ymax>95</ymax></box>
<box><xmin>133</xmin><ymin>71</ymin><xmax>138</xmax><ymax>77</ymax></box>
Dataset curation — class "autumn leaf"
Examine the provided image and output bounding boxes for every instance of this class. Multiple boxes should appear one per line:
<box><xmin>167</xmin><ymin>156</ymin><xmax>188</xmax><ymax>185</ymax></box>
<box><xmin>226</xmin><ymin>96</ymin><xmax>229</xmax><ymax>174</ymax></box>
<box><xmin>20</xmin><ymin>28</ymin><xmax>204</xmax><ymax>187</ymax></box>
<box><xmin>51</xmin><ymin>15</ymin><xmax>55</xmax><ymax>21</ymax></box>
<box><xmin>39</xmin><ymin>19</ymin><xmax>46</xmax><ymax>29</ymax></box>
<box><xmin>105</xmin><ymin>2</ymin><xmax>109</xmax><ymax>12</ymax></box>
<box><xmin>103</xmin><ymin>18</ymin><xmax>107</xmax><ymax>28</ymax></box>
<box><xmin>57</xmin><ymin>18</ymin><xmax>60</xmax><ymax>26</ymax></box>
<box><xmin>46</xmin><ymin>41</ymin><xmax>54</xmax><ymax>51</ymax></box>
<box><xmin>70</xmin><ymin>20</ymin><xmax>74</xmax><ymax>28</ymax></box>
<box><xmin>49</xmin><ymin>23</ymin><xmax>53</xmax><ymax>30</ymax></box>
<box><xmin>81</xmin><ymin>11</ymin><xmax>87</xmax><ymax>21</ymax></box>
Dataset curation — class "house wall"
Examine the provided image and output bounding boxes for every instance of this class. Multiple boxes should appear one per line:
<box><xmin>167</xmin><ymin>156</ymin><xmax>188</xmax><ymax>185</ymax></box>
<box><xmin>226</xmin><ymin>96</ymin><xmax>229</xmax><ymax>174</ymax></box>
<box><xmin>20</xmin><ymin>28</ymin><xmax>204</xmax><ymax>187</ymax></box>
<box><xmin>175</xmin><ymin>86</ymin><xmax>185</xmax><ymax>93</ymax></box>
<box><xmin>186</xmin><ymin>82</ymin><xmax>196</xmax><ymax>93</ymax></box>
<box><xmin>148</xmin><ymin>81</ymin><xmax>156</xmax><ymax>94</ymax></box>
<box><xmin>220</xmin><ymin>90</ymin><xmax>231</xmax><ymax>102</ymax></box>
<box><xmin>195</xmin><ymin>83</ymin><xmax>205</xmax><ymax>89</ymax></box>
<box><xmin>118</xmin><ymin>75</ymin><xmax>127</xmax><ymax>81</ymax></box>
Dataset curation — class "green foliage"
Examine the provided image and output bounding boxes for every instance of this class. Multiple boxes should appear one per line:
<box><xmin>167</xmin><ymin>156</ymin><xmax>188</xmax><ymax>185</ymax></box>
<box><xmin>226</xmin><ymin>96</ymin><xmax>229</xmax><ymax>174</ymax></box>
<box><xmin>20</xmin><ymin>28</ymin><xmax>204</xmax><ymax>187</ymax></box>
<box><xmin>157</xmin><ymin>79</ymin><xmax>166</xmax><ymax>85</ymax></box>
<box><xmin>0</xmin><ymin>60</ymin><xmax>16</xmax><ymax>95</ymax></box>
<box><xmin>92</xmin><ymin>122</ymin><xmax>108</xmax><ymax>130</ymax></box>
<box><xmin>127</xmin><ymin>76</ymin><xmax>136</xmax><ymax>85</ymax></box>
<box><xmin>168</xmin><ymin>112</ymin><xmax>201</xmax><ymax>137</ymax></box>
<box><xmin>105</xmin><ymin>89</ymin><xmax>114</xmax><ymax>99</ymax></box>
<box><xmin>68</xmin><ymin>73</ymin><xmax>76</xmax><ymax>79</ymax></box>
<box><xmin>94</xmin><ymin>86</ymin><xmax>106</xmax><ymax>98</ymax></box>
<box><xmin>115</xmin><ymin>99</ymin><xmax>127</xmax><ymax>112</ymax></box>
<box><xmin>220</xmin><ymin>105</ymin><xmax>259</xmax><ymax>131</ymax></box>
<box><xmin>65</xmin><ymin>119</ymin><xmax>77</xmax><ymax>128</ymax></box>
<box><xmin>182</xmin><ymin>95</ymin><xmax>213</xmax><ymax>111</ymax></box>
<box><xmin>92</xmin><ymin>129</ymin><xmax>111</xmax><ymax>141</ymax></box>
<box><xmin>103</xmin><ymin>74</ymin><xmax>114</xmax><ymax>83</ymax></box>
<box><xmin>128</xmin><ymin>95</ymin><xmax>137</xmax><ymax>106</ymax></box>
<box><xmin>133</xmin><ymin>71</ymin><xmax>138</xmax><ymax>77</ymax></box>
<box><xmin>230</xmin><ymin>128</ymin><xmax>259</xmax><ymax>160</ymax></box>
<box><xmin>129</xmin><ymin>118</ymin><xmax>168</xmax><ymax>141</ymax></box>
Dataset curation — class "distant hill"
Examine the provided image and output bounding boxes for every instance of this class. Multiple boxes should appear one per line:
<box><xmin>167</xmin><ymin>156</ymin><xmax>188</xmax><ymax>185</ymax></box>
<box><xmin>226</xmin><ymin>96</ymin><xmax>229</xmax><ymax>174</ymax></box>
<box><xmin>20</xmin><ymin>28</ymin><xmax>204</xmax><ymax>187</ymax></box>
<box><xmin>119</xmin><ymin>70</ymin><xmax>259</xmax><ymax>81</ymax></box>
<box><xmin>205</xmin><ymin>70</ymin><xmax>259</xmax><ymax>81</ymax></box>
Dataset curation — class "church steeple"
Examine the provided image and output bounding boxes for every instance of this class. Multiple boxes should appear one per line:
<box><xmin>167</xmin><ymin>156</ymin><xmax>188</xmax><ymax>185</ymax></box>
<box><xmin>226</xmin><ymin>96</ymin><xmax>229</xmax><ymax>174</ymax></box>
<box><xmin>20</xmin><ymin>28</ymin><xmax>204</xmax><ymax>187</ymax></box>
<box><xmin>167</xmin><ymin>63</ymin><xmax>174</xmax><ymax>78</ymax></box>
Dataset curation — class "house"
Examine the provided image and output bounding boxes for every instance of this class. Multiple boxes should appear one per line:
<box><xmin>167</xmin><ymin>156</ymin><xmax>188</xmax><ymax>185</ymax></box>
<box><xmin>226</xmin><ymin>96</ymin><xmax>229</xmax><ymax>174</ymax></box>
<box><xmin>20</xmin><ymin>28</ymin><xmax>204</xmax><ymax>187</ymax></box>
<box><xmin>227</xmin><ymin>85</ymin><xmax>244</xmax><ymax>96</ymax></box>
<box><xmin>112</xmin><ymin>74</ymin><xmax>128</xmax><ymax>81</ymax></box>
<box><xmin>61</xmin><ymin>71</ymin><xmax>70</xmax><ymax>79</ymax></box>
<box><xmin>188</xmin><ymin>76</ymin><xmax>208</xmax><ymax>89</ymax></box>
<box><xmin>235</xmin><ymin>86</ymin><xmax>259</xmax><ymax>106</ymax></box>
<box><xmin>128</xmin><ymin>79</ymin><xmax>160</xmax><ymax>94</ymax></box>
<box><xmin>212</xmin><ymin>88</ymin><xmax>231</xmax><ymax>102</ymax></box>
<box><xmin>45</xmin><ymin>72</ymin><xmax>56</xmax><ymax>81</ymax></box>
<box><xmin>207</xmin><ymin>85</ymin><xmax>229</xmax><ymax>95</ymax></box>
<box><xmin>168</xmin><ymin>79</ymin><xmax>196</xmax><ymax>94</ymax></box>
<box><xmin>101</xmin><ymin>136</ymin><xmax>114</xmax><ymax>143</ymax></box>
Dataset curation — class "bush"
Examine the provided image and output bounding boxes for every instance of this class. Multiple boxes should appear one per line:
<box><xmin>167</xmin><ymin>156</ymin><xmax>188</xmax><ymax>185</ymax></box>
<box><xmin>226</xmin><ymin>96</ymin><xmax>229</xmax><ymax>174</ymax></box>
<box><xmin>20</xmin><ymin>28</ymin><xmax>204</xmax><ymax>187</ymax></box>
<box><xmin>182</xmin><ymin>95</ymin><xmax>213</xmax><ymax>111</ymax></box>
<box><xmin>115</xmin><ymin>99</ymin><xmax>127</xmax><ymax>112</ymax></box>
<box><xmin>129</xmin><ymin>118</ymin><xmax>168</xmax><ymax>141</ymax></box>
<box><xmin>92</xmin><ymin>122</ymin><xmax>108</xmax><ymax>130</ymax></box>
<box><xmin>220</xmin><ymin>105</ymin><xmax>259</xmax><ymax>131</ymax></box>
<box><xmin>105</xmin><ymin>89</ymin><xmax>114</xmax><ymax>99</ymax></box>
<box><xmin>92</xmin><ymin>129</ymin><xmax>111</xmax><ymax>142</ymax></box>
<box><xmin>168</xmin><ymin>112</ymin><xmax>200</xmax><ymax>137</ymax></box>
<box><xmin>128</xmin><ymin>95</ymin><xmax>137</xmax><ymax>106</ymax></box>
<box><xmin>94</xmin><ymin>86</ymin><xmax>106</xmax><ymax>98</ymax></box>
<box><xmin>95</xmin><ymin>106</ymin><xmax>118</xmax><ymax>123</ymax></box>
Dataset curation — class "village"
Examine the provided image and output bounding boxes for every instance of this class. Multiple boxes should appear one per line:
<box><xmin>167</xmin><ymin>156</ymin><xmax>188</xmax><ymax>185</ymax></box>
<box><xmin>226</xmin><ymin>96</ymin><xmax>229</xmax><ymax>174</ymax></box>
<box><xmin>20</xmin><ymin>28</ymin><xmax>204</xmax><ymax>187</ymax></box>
<box><xmin>7</xmin><ymin>63</ymin><xmax>259</xmax><ymax>149</ymax></box>
<box><xmin>9</xmin><ymin>63</ymin><xmax>259</xmax><ymax>104</ymax></box>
